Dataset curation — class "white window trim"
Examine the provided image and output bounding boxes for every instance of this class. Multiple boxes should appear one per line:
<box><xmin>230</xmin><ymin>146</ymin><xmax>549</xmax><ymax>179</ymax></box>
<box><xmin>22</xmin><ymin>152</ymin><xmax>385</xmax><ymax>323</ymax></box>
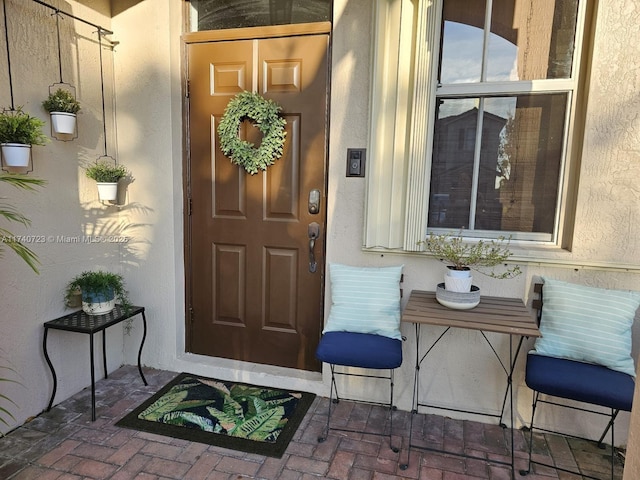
<box><xmin>365</xmin><ymin>0</ymin><xmax>442</xmax><ymax>251</ymax></box>
<box><xmin>365</xmin><ymin>0</ymin><xmax>590</xmax><ymax>253</ymax></box>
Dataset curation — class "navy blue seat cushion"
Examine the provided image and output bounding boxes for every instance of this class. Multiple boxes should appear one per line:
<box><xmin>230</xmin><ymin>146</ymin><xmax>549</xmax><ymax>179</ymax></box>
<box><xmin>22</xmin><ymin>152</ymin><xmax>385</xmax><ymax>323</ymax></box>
<box><xmin>525</xmin><ymin>353</ymin><xmax>635</xmax><ymax>411</ymax></box>
<box><xmin>316</xmin><ymin>331</ymin><xmax>402</xmax><ymax>369</ymax></box>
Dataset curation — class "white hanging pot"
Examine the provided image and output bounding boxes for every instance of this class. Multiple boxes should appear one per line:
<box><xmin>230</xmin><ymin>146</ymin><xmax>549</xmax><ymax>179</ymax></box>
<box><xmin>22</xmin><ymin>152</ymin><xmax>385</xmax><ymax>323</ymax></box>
<box><xmin>1</xmin><ymin>143</ymin><xmax>31</xmax><ymax>167</ymax></box>
<box><xmin>50</xmin><ymin>112</ymin><xmax>76</xmax><ymax>134</ymax></box>
<box><xmin>96</xmin><ymin>182</ymin><xmax>118</xmax><ymax>201</ymax></box>
<box><xmin>445</xmin><ymin>267</ymin><xmax>472</xmax><ymax>292</ymax></box>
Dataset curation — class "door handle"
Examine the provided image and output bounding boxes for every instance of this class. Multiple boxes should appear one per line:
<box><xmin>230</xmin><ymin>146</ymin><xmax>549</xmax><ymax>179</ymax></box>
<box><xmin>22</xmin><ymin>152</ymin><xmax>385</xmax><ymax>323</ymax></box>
<box><xmin>308</xmin><ymin>222</ymin><xmax>320</xmax><ymax>273</ymax></box>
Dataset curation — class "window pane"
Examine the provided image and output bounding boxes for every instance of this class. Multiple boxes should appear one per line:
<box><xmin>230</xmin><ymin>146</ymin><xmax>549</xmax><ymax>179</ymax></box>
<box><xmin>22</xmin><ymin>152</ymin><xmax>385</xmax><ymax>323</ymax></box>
<box><xmin>428</xmin><ymin>94</ymin><xmax>567</xmax><ymax>235</ymax></box>
<box><xmin>440</xmin><ymin>0</ymin><xmax>579</xmax><ymax>83</ymax></box>
<box><xmin>487</xmin><ymin>0</ymin><xmax>579</xmax><ymax>81</ymax></box>
<box><xmin>429</xmin><ymin>99</ymin><xmax>478</xmax><ymax>229</ymax></box>
<box><xmin>440</xmin><ymin>1</ymin><xmax>485</xmax><ymax>84</ymax></box>
<box><xmin>488</xmin><ymin>94</ymin><xmax>566</xmax><ymax>234</ymax></box>
<box><xmin>189</xmin><ymin>0</ymin><xmax>331</xmax><ymax>32</ymax></box>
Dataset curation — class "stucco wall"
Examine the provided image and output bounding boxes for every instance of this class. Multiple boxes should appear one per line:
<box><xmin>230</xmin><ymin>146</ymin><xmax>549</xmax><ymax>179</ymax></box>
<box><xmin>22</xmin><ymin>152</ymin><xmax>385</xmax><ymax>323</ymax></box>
<box><xmin>1</xmin><ymin>0</ymin><xmax>639</xmax><ymax>454</ymax></box>
<box><xmin>0</xmin><ymin>0</ymin><xmax>121</xmax><ymax>433</ymax></box>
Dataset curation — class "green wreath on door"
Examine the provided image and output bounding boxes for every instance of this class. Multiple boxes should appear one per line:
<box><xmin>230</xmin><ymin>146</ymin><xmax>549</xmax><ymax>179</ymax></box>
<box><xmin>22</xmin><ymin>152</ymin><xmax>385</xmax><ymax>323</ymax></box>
<box><xmin>217</xmin><ymin>91</ymin><xmax>287</xmax><ymax>175</ymax></box>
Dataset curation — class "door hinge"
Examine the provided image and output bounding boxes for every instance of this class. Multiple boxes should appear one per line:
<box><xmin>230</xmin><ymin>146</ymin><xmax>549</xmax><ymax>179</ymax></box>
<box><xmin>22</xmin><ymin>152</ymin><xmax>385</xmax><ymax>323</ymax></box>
<box><xmin>188</xmin><ymin>197</ymin><xmax>192</xmax><ymax>216</ymax></box>
<box><xmin>186</xmin><ymin>80</ymin><xmax>190</xmax><ymax>98</ymax></box>
<box><xmin>189</xmin><ymin>307</ymin><xmax>194</xmax><ymax>324</ymax></box>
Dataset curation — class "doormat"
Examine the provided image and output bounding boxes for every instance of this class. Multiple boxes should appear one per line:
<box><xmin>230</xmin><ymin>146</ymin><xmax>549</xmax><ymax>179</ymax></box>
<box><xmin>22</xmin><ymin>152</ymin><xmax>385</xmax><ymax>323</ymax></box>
<box><xmin>116</xmin><ymin>372</ymin><xmax>316</xmax><ymax>458</ymax></box>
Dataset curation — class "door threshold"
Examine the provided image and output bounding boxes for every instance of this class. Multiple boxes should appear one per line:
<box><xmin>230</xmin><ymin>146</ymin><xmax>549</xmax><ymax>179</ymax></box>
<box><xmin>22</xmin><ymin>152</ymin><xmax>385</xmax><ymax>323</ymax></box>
<box><xmin>176</xmin><ymin>353</ymin><xmax>324</xmax><ymax>394</ymax></box>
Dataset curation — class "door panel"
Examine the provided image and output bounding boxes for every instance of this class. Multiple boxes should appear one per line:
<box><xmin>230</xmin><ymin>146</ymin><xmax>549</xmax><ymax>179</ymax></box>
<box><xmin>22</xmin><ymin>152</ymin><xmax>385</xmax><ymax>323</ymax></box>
<box><xmin>187</xmin><ymin>28</ymin><xmax>328</xmax><ymax>371</ymax></box>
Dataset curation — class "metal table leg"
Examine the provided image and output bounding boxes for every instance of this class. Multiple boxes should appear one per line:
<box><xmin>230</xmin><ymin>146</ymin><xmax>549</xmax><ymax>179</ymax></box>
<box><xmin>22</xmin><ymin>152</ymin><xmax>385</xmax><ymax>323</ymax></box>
<box><xmin>90</xmin><ymin>332</ymin><xmax>96</xmax><ymax>421</ymax></box>
<box><xmin>43</xmin><ymin>328</ymin><xmax>57</xmax><ymax>411</ymax></box>
<box><xmin>102</xmin><ymin>329</ymin><xmax>108</xmax><ymax>379</ymax></box>
<box><xmin>138</xmin><ymin>310</ymin><xmax>148</xmax><ymax>385</ymax></box>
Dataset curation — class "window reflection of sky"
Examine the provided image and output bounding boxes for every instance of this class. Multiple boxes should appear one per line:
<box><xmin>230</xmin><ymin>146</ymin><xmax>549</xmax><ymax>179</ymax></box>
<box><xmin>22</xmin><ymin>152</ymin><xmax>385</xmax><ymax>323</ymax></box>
<box><xmin>441</xmin><ymin>22</ymin><xmax>518</xmax><ymax>84</ymax></box>
<box><xmin>439</xmin><ymin>22</ymin><xmax>518</xmax><ymax>120</ymax></box>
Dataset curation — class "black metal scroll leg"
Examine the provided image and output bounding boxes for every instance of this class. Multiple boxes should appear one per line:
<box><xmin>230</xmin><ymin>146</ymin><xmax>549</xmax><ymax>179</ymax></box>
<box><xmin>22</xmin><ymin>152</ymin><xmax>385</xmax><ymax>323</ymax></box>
<box><xmin>43</xmin><ymin>328</ymin><xmax>57</xmax><ymax>411</ymax></box>
<box><xmin>138</xmin><ymin>311</ymin><xmax>148</xmax><ymax>385</ymax></box>
<box><xmin>90</xmin><ymin>332</ymin><xmax>96</xmax><ymax>421</ymax></box>
<box><xmin>102</xmin><ymin>329</ymin><xmax>108</xmax><ymax>379</ymax></box>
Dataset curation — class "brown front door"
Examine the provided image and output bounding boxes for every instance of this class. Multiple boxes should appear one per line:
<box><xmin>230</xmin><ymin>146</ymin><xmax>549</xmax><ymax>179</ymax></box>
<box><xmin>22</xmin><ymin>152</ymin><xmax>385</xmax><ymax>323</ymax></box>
<box><xmin>185</xmin><ymin>25</ymin><xmax>329</xmax><ymax>371</ymax></box>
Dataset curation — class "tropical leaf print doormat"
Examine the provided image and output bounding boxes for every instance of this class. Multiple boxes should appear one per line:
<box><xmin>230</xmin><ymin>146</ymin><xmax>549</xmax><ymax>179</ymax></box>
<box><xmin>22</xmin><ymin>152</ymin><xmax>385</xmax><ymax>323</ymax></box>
<box><xmin>116</xmin><ymin>372</ymin><xmax>316</xmax><ymax>457</ymax></box>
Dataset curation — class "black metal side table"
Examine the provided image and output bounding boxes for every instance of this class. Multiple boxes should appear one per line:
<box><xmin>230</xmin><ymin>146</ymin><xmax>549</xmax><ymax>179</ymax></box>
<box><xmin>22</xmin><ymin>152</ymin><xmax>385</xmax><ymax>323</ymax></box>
<box><xmin>43</xmin><ymin>305</ymin><xmax>148</xmax><ymax>421</ymax></box>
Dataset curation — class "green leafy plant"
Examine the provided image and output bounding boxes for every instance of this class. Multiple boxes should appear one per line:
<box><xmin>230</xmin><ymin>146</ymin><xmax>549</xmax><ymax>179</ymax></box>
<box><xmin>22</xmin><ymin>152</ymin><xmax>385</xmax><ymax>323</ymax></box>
<box><xmin>0</xmin><ymin>352</ymin><xmax>20</xmax><ymax>436</ymax></box>
<box><xmin>84</xmin><ymin>161</ymin><xmax>128</xmax><ymax>183</ymax></box>
<box><xmin>42</xmin><ymin>89</ymin><xmax>81</xmax><ymax>114</ymax></box>
<box><xmin>217</xmin><ymin>91</ymin><xmax>287</xmax><ymax>175</ymax></box>
<box><xmin>1</xmin><ymin>175</ymin><xmax>43</xmax><ymax>434</ymax></box>
<box><xmin>419</xmin><ymin>231</ymin><xmax>522</xmax><ymax>279</ymax></box>
<box><xmin>65</xmin><ymin>270</ymin><xmax>131</xmax><ymax>311</ymax></box>
<box><xmin>0</xmin><ymin>174</ymin><xmax>46</xmax><ymax>273</ymax></box>
<box><xmin>0</xmin><ymin>107</ymin><xmax>48</xmax><ymax>145</ymax></box>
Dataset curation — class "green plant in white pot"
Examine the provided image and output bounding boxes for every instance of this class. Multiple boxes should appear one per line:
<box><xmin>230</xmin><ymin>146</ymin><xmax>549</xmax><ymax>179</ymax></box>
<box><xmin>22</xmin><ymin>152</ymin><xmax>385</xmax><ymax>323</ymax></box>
<box><xmin>0</xmin><ymin>108</ymin><xmax>48</xmax><ymax>167</ymax></box>
<box><xmin>84</xmin><ymin>161</ymin><xmax>128</xmax><ymax>202</ymax></box>
<box><xmin>42</xmin><ymin>88</ymin><xmax>81</xmax><ymax>135</ymax></box>
<box><xmin>419</xmin><ymin>231</ymin><xmax>521</xmax><ymax>294</ymax></box>
<box><xmin>65</xmin><ymin>270</ymin><xmax>131</xmax><ymax>315</ymax></box>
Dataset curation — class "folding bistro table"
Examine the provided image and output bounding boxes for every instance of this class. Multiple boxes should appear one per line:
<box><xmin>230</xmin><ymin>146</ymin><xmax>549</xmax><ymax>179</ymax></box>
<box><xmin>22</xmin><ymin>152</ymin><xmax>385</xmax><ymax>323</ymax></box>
<box><xmin>400</xmin><ymin>290</ymin><xmax>540</xmax><ymax>478</ymax></box>
<box><xmin>43</xmin><ymin>305</ymin><xmax>148</xmax><ymax>421</ymax></box>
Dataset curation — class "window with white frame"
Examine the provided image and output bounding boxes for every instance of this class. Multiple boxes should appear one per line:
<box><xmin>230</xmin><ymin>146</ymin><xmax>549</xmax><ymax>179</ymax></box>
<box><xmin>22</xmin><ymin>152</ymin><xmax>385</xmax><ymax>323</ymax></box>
<box><xmin>365</xmin><ymin>0</ymin><xmax>591</xmax><ymax>250</ymax></box>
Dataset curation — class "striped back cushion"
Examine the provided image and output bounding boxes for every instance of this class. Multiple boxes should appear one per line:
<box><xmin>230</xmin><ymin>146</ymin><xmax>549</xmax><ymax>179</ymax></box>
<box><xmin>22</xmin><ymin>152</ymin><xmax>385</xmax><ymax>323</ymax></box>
<box><xmin>323</xmin><ymin>263</ymin><xmax>403</xmax><ymax>340</ymax></box>
<box><xmin>533</xmin><ymin>277</ymin><xmax>640</xmax><ymax>377</ymax></box>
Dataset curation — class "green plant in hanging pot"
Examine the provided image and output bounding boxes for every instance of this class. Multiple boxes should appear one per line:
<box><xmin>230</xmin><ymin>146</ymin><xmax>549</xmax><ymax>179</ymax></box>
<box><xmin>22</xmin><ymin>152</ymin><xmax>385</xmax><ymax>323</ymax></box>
<box><xmin>84</xmin><ymin>160</ymin><xmax>129</xmax><ymax>202</ymax></box>
<box><xmin>0</xmin><ymin>107</ymin><xmax>48</xmax><ymax>168</ymax></box>
<box><xmin>42</xmin><ymin>88</ymin><xmax>81</xmax><ymax>135</ymax></box>
<box><xmin>65</xmin><ymin>270</ymin><xmax>131</xmax><ymax>315</ymax></box>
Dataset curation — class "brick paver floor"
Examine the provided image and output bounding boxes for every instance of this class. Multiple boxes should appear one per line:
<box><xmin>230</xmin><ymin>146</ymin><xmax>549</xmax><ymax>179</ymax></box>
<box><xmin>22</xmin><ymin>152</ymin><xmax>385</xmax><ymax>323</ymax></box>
<box><xmin>0</xmin><ymin>366</ymin><xmax>624</xmax><ymax>479</ymax></box>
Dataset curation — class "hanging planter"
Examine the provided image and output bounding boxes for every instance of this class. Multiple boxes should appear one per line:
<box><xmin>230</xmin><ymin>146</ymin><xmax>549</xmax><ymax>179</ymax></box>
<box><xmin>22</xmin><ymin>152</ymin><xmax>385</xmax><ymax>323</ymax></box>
<box><xmin>50</xmin><ymin>112</ymin><xmax>76</xmax><ymax>134</ymax></box>
<box><xmin>217</xmin><ymin>91</ymin><xmax>287</xmax><ymax>175</ymax></box>
<box><xmin>1</xmin><ymin>143</ymin><xmax>31</xmax><ymax>167</ymax></box>
<box><xmin>84</xmin><ymin>160</ymin><xmax>128</xmax><ymax>202</ymax></box>
<box><xmin>42</xmin><ymin>88</ymin><xmax>80</xmax><ymax>136</ymax></box>
<box><xmin>0</xmin><ymin>108</ymin><xmax>48</xmax><ymax>170</ymax></box>
<box><xmin>96</xmin><ymin>182</ymin><xmax>118</xmax><ymax>201</ymax></box>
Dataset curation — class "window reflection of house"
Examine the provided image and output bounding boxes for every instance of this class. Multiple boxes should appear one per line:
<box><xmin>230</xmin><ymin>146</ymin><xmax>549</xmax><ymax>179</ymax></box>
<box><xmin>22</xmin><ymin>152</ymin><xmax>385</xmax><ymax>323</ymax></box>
<box><xmin>429</xmin><ymin>107</ymin><xmax>507</xmax><ymax>230</ymax></box>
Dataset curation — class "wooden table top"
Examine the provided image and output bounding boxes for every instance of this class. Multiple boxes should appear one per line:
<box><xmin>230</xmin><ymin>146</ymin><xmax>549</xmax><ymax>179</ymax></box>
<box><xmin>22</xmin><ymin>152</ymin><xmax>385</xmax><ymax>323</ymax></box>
<box><xmin>402</xmin><ymin>290</ymin><xmax>540</xmax><ymax>337</ymax></box>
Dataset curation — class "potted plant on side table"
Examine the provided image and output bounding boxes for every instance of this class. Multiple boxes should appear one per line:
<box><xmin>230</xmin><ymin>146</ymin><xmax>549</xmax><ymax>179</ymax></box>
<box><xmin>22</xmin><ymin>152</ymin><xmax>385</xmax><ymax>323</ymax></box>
<box><xmin>0</xmin><ymin>107</ymin><xmax>48</xmax><ymax>167</ymax></box>
<box><xmin>419</xmin><ymin>232</ymin><xmax>521</xmax><ymax>309</ymax></box>
<box><xmin>65</xmin><ymin>270</ymin><xmax>131</xmax><ymax>315</ymax></box>
<box><xmin>42</xmin><ymin>88</ymin><xmax>81</xmax><ymax>135</ymax></box>
<box><xmin>84</xmin><ymin>161</ymin><xmax>129</xmax><ymax>202</ymax></box>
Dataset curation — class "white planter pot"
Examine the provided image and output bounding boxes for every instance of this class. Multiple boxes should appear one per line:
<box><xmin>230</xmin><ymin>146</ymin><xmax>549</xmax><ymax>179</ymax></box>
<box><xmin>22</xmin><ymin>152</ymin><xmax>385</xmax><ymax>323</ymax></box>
<box><xmin>96</xmin><ymin>182</ymin><xmax>118</xmax><ymax>201</ymax></box>
<box><xmin>1</xmin><ymin>143</ymin><xmax>31</xmax><ymax>167</ymax></box>
<box><xmin>82</xmin><ymin>298</ymin><xmax>116</xmax><ymax>315</ymax></box>
<box><xmin>444</xmin><ymin>275</ymin><xmax>473</xmax><ymax>292</ymax></box>
<box><xmin>50</xmin><ymin>112</ymin><xmax>76</xmax><ymax>134</ymax></box>
<box><xmin>436</xmin><ymin>283</ymin><xmax>480</xmax><ymax>310</ymax></box>
<box><xmin>444</xmin><ymin>267</ymin><xmax>472</xmax><ymax>292</ymax></box>
<box><xmin>82</xmin><ymin>289</ymin><xmax>116</xmax><ymax>315</ymax></box>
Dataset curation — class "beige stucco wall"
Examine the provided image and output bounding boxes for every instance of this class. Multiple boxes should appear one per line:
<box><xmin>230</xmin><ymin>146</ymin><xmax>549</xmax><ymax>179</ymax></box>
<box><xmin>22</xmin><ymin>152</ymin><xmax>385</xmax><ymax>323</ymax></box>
<box><xmin>1</xmin><ymin>0</ymin><xmax>639</xmax><ymax>458</ymax></box>
<box><xmin>0</xmin><ymin>0</ymin><xmax>120</xmax><ymax>432</ymax></box>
